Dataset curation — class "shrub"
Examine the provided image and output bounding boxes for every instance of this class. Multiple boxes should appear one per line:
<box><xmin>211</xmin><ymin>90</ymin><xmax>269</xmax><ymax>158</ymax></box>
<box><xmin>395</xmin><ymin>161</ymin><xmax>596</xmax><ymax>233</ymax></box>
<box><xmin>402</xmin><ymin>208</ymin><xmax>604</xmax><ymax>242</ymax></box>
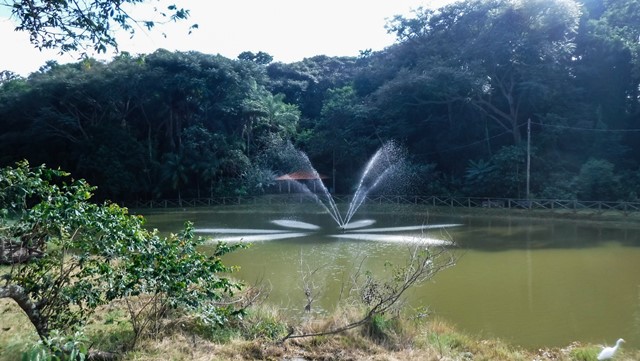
<box><xmin>573</xmin><ymin>158</ymin><xmax>620</xmax><ymax>200</ymax></box>
<box><xmin>0</xmin><ymin>161</ymin><xmax>244</xmax><ymax>354</ymax></box>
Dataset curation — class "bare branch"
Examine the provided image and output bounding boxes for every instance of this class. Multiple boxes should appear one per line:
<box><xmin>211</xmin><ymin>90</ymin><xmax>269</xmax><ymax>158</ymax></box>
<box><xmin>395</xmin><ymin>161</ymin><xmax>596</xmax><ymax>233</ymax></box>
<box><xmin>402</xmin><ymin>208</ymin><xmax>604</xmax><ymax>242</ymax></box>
<box><xmin>281</xmin><ymin>243</ymin><xmax>457</xmax><ymax>343</ymax></box>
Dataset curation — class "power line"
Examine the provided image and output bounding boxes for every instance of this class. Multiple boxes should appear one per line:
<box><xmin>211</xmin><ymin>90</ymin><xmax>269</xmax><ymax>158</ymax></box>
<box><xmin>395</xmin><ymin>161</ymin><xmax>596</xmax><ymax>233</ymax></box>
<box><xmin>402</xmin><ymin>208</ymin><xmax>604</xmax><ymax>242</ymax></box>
<box><xmin>416</xmin><ymin>119</ymin><xmax>640</xmax><ymax>157</ymax></box>
<box><xmin>417</xmin><ymin>130</ymin><xmax>512</xmax><ymax>156</ymax></box>
<box><xmin>531</xmin><ymin>121</ymin><xmax>640</xmax><ymax>132</ymax></box>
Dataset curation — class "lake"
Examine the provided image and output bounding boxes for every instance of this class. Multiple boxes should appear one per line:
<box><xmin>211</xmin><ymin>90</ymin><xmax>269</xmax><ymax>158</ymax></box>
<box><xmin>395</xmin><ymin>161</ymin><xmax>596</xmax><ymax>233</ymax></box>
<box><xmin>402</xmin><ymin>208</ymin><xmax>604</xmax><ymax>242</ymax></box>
<box><xmin>139</xmin><ymin>203</ymin><xmax>640</xmax><ymax>350</ymax></box>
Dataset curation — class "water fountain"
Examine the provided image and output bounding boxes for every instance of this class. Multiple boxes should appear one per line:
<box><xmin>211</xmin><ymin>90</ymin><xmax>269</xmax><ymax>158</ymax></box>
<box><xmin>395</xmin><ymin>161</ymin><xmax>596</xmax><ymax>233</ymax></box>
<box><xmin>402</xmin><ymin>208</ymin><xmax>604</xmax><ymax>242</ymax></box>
<box><xmin>287</xmin><ymin>140</ymin><xmax>406</xmax><ymax>230</ymax></box>
<box><xmin>194</xmin><ymin>141</ymin><xmax>460</xmax><ymax>245</ymax></box>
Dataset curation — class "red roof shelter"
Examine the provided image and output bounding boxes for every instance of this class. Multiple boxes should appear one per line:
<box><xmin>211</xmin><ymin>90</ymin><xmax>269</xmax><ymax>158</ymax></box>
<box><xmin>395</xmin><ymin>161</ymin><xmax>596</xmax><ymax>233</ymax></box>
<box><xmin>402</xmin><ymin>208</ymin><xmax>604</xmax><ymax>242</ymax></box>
<box><xmin>275</xmin><ymin>171</ymin><xmax>328</xmax><ymax>193</ymax></box>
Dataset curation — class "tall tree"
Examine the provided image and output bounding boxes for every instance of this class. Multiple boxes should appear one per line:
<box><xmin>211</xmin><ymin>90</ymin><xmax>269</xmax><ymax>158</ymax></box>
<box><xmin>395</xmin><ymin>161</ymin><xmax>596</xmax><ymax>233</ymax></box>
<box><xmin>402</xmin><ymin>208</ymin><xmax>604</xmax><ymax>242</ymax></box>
<box><xmin>385</xmin><ymin>0</ymin><xmax>582</xmax><ymax>145</ymax></box>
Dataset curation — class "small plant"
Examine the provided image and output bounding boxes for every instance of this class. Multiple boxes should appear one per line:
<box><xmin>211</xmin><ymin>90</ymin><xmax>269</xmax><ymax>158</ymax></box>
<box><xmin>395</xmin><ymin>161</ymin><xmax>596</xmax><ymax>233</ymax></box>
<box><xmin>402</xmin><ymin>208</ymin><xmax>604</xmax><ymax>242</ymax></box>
<box><xmin>570</xmin><ymin>346</ymin><xmax>599</xmax><ymax>361</ymax></box>
<box><xmin>429</xmin><ymin>331</ymin><xmax>465</xmax><ymax>352</ymax></box>
<box><xmin>234</xmin><ymin>307</ymin><xmax>288</xmax><ymax>341</ymax></box>
<box><xmin>362</xmin><ymin>313</ymin><xmax>402</xmax><ymax>345</ymax></box>
<box><xmin>245</xmin><ymin>317</ymin><xmax>288</xmax><ymax>340</ymax></box>
<box><xmin>103</xmin><ymin>309</ymin><xmax>125</xmax><ymax>325</ymax></box>
<box><xmin>21</xmin><ymin>330</ymin><xmax>88</xmax><ymax>361</ymax></box>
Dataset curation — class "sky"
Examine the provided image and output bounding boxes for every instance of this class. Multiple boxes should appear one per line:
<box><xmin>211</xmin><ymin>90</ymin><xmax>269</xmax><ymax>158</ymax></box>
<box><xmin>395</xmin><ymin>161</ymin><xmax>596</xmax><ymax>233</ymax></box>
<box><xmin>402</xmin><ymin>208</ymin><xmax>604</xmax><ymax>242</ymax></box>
<box><xmin>1</xmin><ymin>0</ymin><xmax>454</xmax><ymax>77</ymax></box>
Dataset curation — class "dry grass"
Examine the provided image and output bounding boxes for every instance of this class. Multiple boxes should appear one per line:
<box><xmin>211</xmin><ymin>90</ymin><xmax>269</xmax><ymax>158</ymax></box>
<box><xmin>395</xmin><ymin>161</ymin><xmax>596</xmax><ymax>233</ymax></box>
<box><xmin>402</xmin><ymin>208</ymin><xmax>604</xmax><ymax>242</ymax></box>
<box><xmin>2</xmin><ymin>298</ymin><xmax>640</xmax><ymax>361</ymax></box>
<box><xmin>0</xmin><ymin>298</ymin><xmax>40</xmax><ymax>361</ymax></box>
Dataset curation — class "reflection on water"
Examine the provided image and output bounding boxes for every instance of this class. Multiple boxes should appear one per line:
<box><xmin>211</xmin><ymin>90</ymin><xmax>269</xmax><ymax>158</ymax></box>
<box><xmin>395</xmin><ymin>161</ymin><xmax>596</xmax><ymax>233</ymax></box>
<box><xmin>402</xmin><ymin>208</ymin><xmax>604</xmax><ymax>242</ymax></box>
<box><xmin>140</xmin><ymin>205</ymin><xmax>640</xmax><ymax>350</ymax></box>
<box><xmin>347</xmin><ymin>223</ymin><xmax>462</xmax><ymax>233</ymax></box>
<box><xmin>195</xmin><ymin>228</ymin><xmax>287</xmax><ymax>234</ymax></box>
<box><xmin>330</xmin><ymin>233</ymin><xmax>452</xmax><ymax>245</ymax></box>
<box><xmin>271</xmin><ymin>220</ymin><xmax>321</xmax><ymax>230</ymax></box>
<box><xmin>192</xmin><ymin>214</ymin><xmax>459</xmax><ymax>244</ymax></box>
<box><xmin>216</xmin><ymin>232</ymin><xmax>310</xmax><ymax>242</ymax></box>
<box><xmin>341</xmin><ymin>219</ymin><xmax>376</xmax><ymax>229</ymax></box>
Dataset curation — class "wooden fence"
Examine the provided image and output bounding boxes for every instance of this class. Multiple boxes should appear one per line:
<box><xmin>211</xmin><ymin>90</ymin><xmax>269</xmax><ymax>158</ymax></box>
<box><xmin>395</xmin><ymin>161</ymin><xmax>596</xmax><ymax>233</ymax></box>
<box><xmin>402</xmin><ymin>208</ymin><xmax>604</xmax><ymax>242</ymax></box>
<box><xmin>124</xmin><ymin>195</ymin><xmax>640</xmax><ymax>217</ymax></box>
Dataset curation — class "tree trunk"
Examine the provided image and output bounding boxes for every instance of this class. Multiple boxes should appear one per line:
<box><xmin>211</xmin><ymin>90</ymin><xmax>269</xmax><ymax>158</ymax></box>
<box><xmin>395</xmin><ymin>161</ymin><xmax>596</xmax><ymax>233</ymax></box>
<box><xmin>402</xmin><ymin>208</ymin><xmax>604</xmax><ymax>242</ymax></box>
<box><xmin>0</xmin><ymin>285</ymin><xmax>49</xmax><ymax>339</ymax></box>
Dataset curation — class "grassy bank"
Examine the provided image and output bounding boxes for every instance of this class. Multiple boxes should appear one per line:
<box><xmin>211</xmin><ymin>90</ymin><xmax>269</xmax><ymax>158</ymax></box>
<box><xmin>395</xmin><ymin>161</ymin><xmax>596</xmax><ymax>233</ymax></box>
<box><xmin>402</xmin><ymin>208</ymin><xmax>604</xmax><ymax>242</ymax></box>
<box><xmin>2</xmin><ymin>297</ymin><xmax>638</xmax><ymax>361</ymax></box>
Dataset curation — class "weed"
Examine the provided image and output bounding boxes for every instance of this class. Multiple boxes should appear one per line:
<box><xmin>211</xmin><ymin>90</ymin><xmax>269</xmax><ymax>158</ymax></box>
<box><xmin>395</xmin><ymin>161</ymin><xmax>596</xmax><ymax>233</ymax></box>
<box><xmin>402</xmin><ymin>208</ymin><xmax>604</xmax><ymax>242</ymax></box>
<box><xmin>570</xmin><ymin>346</ymin><xmax>599</xmax><ymax>361</ymax></box>
<box><xmin>244</xmin><ymin>317</ymin><xmax>288</xmax><ymax>340</ymax></box>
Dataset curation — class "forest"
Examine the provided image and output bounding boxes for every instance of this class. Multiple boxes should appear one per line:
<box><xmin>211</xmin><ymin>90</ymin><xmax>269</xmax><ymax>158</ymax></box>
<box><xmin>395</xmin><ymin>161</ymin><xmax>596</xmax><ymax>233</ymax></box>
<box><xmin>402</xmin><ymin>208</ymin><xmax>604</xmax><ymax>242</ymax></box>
<box><xmin>1</xmin><ymin>0</ymin><xmax>639</xmax><ymax>203</ymax></box>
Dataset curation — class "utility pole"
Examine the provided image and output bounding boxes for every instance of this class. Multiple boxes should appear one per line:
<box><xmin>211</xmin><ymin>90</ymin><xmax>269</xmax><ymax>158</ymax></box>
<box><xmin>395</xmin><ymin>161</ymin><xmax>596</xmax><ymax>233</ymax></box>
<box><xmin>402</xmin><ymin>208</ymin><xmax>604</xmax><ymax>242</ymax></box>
<box><xmin>526</xmin><ymin>118</ymin><xmax>531</xmax><ymax>200</ymax></box>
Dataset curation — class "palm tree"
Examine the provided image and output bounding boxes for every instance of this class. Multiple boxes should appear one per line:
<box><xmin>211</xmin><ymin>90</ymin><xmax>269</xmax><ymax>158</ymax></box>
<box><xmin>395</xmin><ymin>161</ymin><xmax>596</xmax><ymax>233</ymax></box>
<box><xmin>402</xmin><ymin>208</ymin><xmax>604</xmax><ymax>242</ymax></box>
<box><xmin>161</xmin><ymin>152</ymin><xmax>188</xmax><ymax>206</ymax></box>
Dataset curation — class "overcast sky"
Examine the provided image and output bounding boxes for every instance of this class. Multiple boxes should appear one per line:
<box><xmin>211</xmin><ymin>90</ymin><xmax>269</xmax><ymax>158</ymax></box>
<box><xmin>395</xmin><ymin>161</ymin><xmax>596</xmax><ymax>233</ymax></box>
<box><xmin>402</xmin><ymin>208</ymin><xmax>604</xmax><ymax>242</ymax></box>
<box><xmin>1</xmin><ymin>0</ymin><xmax>453</xmax><ymax>77</ymax></box>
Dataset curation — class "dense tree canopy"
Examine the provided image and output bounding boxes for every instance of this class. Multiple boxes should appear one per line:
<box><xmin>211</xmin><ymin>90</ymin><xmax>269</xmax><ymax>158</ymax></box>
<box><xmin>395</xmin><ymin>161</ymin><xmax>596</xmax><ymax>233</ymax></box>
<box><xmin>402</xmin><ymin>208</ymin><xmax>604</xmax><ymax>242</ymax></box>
<box><xmin>1</xmin><ymin>0</ymin><xmax>639</xmax><ymax>201</ymax></box>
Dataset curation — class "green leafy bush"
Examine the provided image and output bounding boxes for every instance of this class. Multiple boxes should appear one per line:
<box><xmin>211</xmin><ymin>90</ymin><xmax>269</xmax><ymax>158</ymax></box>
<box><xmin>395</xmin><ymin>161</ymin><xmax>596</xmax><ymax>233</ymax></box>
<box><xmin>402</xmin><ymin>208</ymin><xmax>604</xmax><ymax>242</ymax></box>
<box><xmin>573</xmin><ymin>158</ymin><xmax>621</xmax><ymax>200</ymax></box>
<box><xmin>1</xmin><ymin>161</ymin><xmax>244</xmax><ymax>352</ymax></box>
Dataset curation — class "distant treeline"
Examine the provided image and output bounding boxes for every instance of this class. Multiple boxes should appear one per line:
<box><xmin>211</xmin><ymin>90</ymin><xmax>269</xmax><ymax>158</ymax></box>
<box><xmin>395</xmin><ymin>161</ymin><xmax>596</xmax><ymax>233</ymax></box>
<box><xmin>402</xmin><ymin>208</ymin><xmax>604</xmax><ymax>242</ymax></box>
<box><xmin>1</xmin><ymin>0</ymin><xmax>639</xmax><ymax>202</ymax></box>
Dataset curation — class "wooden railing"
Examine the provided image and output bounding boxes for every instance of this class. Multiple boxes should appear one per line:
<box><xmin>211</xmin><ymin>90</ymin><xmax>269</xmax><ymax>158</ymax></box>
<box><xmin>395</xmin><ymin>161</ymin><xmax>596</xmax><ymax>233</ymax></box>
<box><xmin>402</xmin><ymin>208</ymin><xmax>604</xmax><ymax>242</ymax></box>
<box><xmin>124</xmin><ymin>195</ymin><xmax>640</xmax><ymax>216</ymax></box>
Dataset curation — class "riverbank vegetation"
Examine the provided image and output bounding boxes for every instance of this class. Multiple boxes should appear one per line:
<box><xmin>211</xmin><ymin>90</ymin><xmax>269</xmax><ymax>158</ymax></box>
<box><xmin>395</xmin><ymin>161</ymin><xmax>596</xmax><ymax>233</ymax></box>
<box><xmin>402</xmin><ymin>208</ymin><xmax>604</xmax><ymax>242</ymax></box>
<box><xmin>1</xmin><ymin>0</ymin><xmax>640</xmax><ymax>203</ymax></box>
<box><xmin>3</xmin><ymin>297</ymin><xmax>639</xmax><ymax>361</ymax></box>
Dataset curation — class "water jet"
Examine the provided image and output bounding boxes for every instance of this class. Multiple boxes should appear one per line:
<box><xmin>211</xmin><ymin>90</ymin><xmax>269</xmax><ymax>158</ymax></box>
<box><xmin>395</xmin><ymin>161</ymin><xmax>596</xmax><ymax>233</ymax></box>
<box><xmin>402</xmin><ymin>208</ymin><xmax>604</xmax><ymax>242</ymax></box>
<box><xmin>285</xmin><ymin>140</ymin><xmax>405</xmax><ymax>229</ymax></box>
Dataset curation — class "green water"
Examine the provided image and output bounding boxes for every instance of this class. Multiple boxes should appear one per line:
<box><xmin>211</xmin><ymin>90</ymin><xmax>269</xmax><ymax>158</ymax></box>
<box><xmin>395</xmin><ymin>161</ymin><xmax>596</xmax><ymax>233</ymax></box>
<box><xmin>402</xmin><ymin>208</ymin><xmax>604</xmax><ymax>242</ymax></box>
<box><xmin>140</xmin><ymin>204</ymin><xmax>640</xmax><ymax>350</ymax></box>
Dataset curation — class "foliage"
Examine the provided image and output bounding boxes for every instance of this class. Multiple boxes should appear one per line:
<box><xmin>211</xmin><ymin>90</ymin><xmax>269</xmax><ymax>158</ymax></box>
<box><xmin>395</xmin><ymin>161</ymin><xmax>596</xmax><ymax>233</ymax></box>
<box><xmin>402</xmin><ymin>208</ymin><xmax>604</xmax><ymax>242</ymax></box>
<box><xmin>398</xmin><ymin>161</ymin><xmax>451</xmax><ymax>196</ymax></box>
<box><xmin>1</xmin><ymin>0</ymin><xmax>640</xmax><ymax>201</ymax></box>
<box><xmin>241</xmin><ymin>312</ymin><xmax>288</xmax><ymax>341</ymax></box>
<box><xmin>573</xmin><ymin>158</ymin><xmax>620</xmax><ymax>200</ymax></box>
<box><xmin>238</xmin><ymin>51</ymin><xmax>274</xmax><ymax>65</ymax></box>
<box><xmin>4</xmin><ymin>0</ymin><xmax>196</xmax><ymax>53</ymax></box>
<box><xmin>240</xmin><ymin>166</ymin><xmax>276</xmax><ymax>195</ymax></box>
<box><xmin>0</xmin><ymin>161</ymin><xmax>244</xmax><ymax>347</ymax></box>
<box><xmin>464</xmin><ymin>159</ymin><xmax>497</xmax><ymax>196</ymax></box>
<box><xmin>362</xmin><ymin>313</ymin><xmax>399</xmax><ymax>344</ymax></box>
<box><xmin>0</xmin><ymin>50</ymin><xmax>282</xmax><ymax>200</ymax></box>
<box><xmin>21</xmin><ymin>330</ymin><xmax>88</xmax><ymax>361</ymax></box>
<box><xmin>266</xmin><ymin>55</ymin><xmax>360</xmax><ymax>119</ymax></box>
<box><xmin>384</xmin><ymin>0</ymin><xmax>582</xmax><ymax>145</ymax></box>
<box><xmin>538</xmin><ymin>172</ymin><xmax>576</xmax><ymax>200</ymax></box>
<box><xmin>569</xmin><ymin>346</ymin><xmax>599</xmax><ymax>361</ymax></box>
